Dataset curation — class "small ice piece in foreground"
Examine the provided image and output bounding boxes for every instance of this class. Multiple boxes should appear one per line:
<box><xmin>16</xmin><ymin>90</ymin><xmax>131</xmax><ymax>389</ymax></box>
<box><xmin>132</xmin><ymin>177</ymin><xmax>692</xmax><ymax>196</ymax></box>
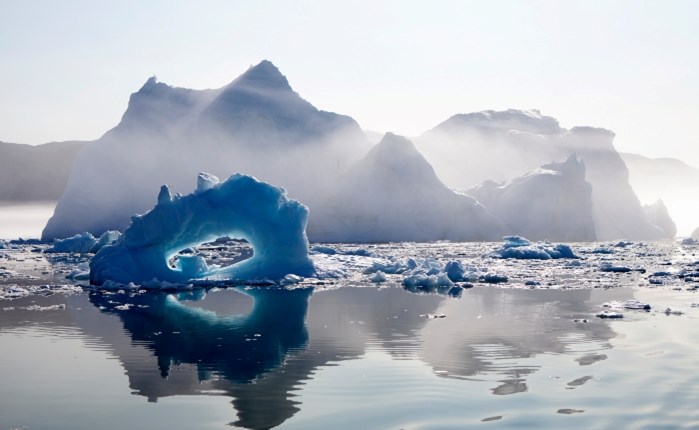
<box><xmin>370</xmin><ymin>270</ymin><xmax>387</xmax><ymax>283</ymax></box>
<box><xmin>596</xmin><ymin>310</ymin><xmax>624</xmax><ymax>319</ymax></box>
<box><xmin>46</xmin><ymin>232</ymin><xmax>98</xmax><ymax>254</ymax></box>
<box><xmin>90</xmin><ymin>173</ymin><xmax>314</xmax><ymax>285</ymax></box>
<box><xmin>444</xmin><ymin>261</ymin><xmax>466</xmax><ymax>282</ymax></box>
<box><xmin>664</xmin><ymin>307</ymin><xmax>684</xmax><ymax>315</ymax></box>
<box><xmin>420</xmin><ymin>313</ymin><xmax>447</xmax><ymax>319</ymax></box>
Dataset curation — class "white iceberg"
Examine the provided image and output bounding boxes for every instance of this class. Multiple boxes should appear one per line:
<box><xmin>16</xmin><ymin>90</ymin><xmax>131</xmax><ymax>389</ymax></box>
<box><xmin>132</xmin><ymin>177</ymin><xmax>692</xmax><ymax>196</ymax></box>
<box><xmin>89</xmin><ymin>173</ymin><xmax>314</xmax><ymax>285</ymax></box>
<box><xmin>308</xmin><ymin>133</ymin><xmax>505</xmax><ymax>242</ymax></box>
<box><xmin>418</xmin><ymin>110</ymin><xmax>665</xmax><ymax>241</ymax></box>
<box><xmin>468</xmin><ymin>155</ymin><xmax>595</xmax><ymax>242</ymax></box>
<box><xmin>42</xmin><ymin>61</ymin><xmax>369</xmax><ymax>241</ymax></box>
<box><xmin>643</xmin><ymin>199</ymin><xmax>677</xmax><ymax>239</ymax></box>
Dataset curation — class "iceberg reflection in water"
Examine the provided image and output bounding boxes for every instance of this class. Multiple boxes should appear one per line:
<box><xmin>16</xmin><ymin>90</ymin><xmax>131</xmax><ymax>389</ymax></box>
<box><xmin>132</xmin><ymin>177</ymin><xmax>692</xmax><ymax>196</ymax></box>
<box><xmin>77</xmin><ymin>285</ymin><xmax>625</xmax><ymax>429</ymax></box>
<box><xmin>89</xmin><ymin>287</ymin><xmax>313</xmax><ymax>429</ymax></box>
<box><xmin>3</xmin><ymin>280</ymin><xmax>699</xmax><ymax>429</ymax></box>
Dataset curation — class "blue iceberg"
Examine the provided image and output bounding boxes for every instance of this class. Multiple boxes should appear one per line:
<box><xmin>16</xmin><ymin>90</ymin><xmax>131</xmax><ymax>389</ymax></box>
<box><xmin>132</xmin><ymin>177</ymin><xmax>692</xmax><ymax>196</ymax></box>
<box><xmin>90</xmin><ymin>173</ymin><xmax>314</xmax><ymax>285</ymax></box>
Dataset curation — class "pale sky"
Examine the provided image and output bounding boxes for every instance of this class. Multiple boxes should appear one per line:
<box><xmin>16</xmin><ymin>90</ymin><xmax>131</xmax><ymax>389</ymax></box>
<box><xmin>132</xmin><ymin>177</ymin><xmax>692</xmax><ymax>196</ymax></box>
<box><xmin>1</xmin><ymin>0</ymin><xmax>698</xmax><ymax>165</ymax></box>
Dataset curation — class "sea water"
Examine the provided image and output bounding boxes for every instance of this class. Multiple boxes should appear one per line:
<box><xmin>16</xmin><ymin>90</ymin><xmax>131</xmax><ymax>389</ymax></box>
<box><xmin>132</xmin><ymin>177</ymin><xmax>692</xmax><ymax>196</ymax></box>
<box><xmin>1</xmin><ymin>241</ymin><xmax>698</xmax><ymax>429</ymax></box>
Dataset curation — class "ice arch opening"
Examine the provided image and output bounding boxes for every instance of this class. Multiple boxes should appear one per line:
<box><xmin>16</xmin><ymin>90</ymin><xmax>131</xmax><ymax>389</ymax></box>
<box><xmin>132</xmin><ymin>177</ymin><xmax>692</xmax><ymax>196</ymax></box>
<box><xmin>89</xmin><ymin>173</ymin><xmax>315</xmax><ymax>285</ymax></box>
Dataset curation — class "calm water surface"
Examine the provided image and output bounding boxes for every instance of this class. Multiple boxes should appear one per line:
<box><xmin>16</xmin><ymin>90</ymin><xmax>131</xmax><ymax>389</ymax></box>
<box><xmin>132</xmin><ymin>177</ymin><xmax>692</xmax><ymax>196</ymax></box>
<box><xmin>2</xmin><ymin>283</ymin><xmax>698</xmax><ymax>429</ymax></box>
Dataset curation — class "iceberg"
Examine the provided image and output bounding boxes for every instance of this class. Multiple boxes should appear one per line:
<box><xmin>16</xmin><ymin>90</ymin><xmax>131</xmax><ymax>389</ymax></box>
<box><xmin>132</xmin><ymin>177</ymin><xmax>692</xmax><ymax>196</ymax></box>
<box><xmin>418</xmin><ymin>110</ymin><xmax>665</xmax><ymax>241</ymax></box>
<box><xmin>308</xmin><ymin>133</ymin><xmax>505</xmax><ymax>242</ymax></box>
<box><xmin>43</xmin><ymin>61</ymin><xmax>369</xmax><ymax>241</ymax></box>
<box><xmin>468</xmin><ymin>155</ymin><xmax>595</xmax><ymax>241</ymax></box>
<box><xmin>89</xmin><ymin>173</ymin><xmax>314</xmax><ymax>285</ymax></box>
<box><xmin>622</xmin><ymin>152</ymin><xmax>699</xmax><ymax>237</ymax></box>
<box><xmin>643</xmin><ymin>200</ymin><xmax>677</xmax><ymax>239</ymax></box>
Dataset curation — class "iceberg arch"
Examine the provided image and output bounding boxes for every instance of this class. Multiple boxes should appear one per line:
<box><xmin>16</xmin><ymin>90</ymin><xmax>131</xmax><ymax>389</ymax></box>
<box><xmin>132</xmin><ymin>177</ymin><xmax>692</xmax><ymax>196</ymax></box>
<box><xmin>89</xmin><ymin>173</ymin><xmax>315</xmax><ymax>285</ymax></box>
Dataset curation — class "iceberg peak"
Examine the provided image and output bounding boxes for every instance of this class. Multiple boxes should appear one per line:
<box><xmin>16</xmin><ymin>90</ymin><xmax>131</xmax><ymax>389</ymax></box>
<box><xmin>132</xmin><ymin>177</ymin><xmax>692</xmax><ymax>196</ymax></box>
<box><xmin>231</xmin><ymin>60</ymin><xmax>292</xmax><ymax>92</ymax></box>
<box><xmin>137</xmin><ymin>76</ymin><xmax>161</xmax><ymax>93</ymax></box>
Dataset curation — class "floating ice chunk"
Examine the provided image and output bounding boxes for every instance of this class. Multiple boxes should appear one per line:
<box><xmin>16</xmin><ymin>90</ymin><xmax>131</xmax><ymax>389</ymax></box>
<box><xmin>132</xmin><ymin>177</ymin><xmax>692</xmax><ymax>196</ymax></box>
<box><xmin>599</xmin><ymin>263</ymin><xmax>631</xmax><ymax>273</ymax></box>
<box><xmin>420</xmin><ymin>313</ymin><xmax>447</xmax><ymax>319</ymax></box>
<box><xmin>402</xmin><ymin>272</ymin><xmax>454</xmax><ymax>289</ymax></box>
<box><xmin>66</xmin><ymin>262</ymin><xmax>91</xmax><ymax>280</ymax></box>
<box><xmin>614</xmin><ymin>241</ymin><xmax>633</xmax><ymax>248</ymax></box>
<box><xmin>589</xmin><ymin>247</ymin><xmax>614</xmax><ymax>254</ymax></box>
<box><xmin>0</xmin><ymin>240</ymin><xmax>7</xmax><ymax>249</ymax></box>
<box><xmin>482</xmin><ymin>273</ymin><xmax>508</xmax><ymax>284</ymax></box>
<box><xmin>343</xmin><ymin>248</ymin><xmax>374</xmax><ymax>257</ymax></box>
<box><xmin>444</xmin><ymin>261</ymin><xmax>466</xmax><ymax>282</ymax></box>
<box><xmin>681</xmin><ymin>238</ymin><xmax>699</xmax><ymax>246</ymax></box>
<box><xmin>501</xmin><ymin>236</ymin><xmax>532</xmax><ymax>248</ymax></box>
<box><xmin>493</xmin><ymin>236</ymin><xmax>578</xmax><ymax>260</ymax></box>
<box><xmin>90</xmin><ymin>230</ymin><xmax>122</xmax><ymax>253</ymax></box>
<box><xmin>602</xmin><ymin>300</ymin><xmax>651</xmax><ymax>310</ymax></box>
<box><xmin>280</xmin><ymin>274</ymin><xmax>303</xmax><ymax>285</ymax></box>
<box><xmin>90</xmin><ymin>173</ymin><xmax>314</xmax><ymax>285</ymax></box>
<box><xmin>370</xmin><ymin>270</ymin><xmax>387</xmax><ymax>283</ymax></box>
<box><xmin>664</xmin><ymin>307</ymin><xmax>684</xmax><ymax>315</ymax></box>
<box><xmin>364</xmin><ymin>260</ymin><xmax>410</xmax><ymax>275</ymax></box>
<box><xmin>311</xmin><ymin>245</ymin><xmax>337</xmax><ymax>255</ymax></box>
<box><xmin>46</xmin><ymin>232</ymin><xmax>98</xmax><ymax>254</ymax></box>
<box><xmin>596</xmin><ymin>310</ymin><xmax>623</xmax><ymax>319</ymax></box>
<box><xmin>25</xmin><ymin>304</ymin><xmax>66</xmax><ymax>311</ymax></box>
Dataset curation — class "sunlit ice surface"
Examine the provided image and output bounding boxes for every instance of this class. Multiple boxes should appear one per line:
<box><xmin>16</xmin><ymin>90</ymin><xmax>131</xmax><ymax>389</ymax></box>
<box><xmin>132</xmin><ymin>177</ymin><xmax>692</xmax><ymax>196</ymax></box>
<box><xmin>1</xmin><ymin>240</ymin><xmax>699</xmax><ymax>429</ymax></box>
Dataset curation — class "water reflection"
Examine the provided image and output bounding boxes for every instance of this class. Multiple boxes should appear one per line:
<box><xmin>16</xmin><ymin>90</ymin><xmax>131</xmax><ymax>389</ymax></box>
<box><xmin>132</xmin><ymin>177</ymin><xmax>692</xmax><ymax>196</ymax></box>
<box><xmin>417</xmin><ymin>288</ymin><xmax>625</xmax><ymax>389</ymax></box>
<box><xmin>88</xmin><ymin>287</ymin><xmax>312</xmax><ymax>429</ymax></box>
<box><xmin>74</xmin><ymin>286</ymin><xmax>628</xmax><ymax>429</ymax></box>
